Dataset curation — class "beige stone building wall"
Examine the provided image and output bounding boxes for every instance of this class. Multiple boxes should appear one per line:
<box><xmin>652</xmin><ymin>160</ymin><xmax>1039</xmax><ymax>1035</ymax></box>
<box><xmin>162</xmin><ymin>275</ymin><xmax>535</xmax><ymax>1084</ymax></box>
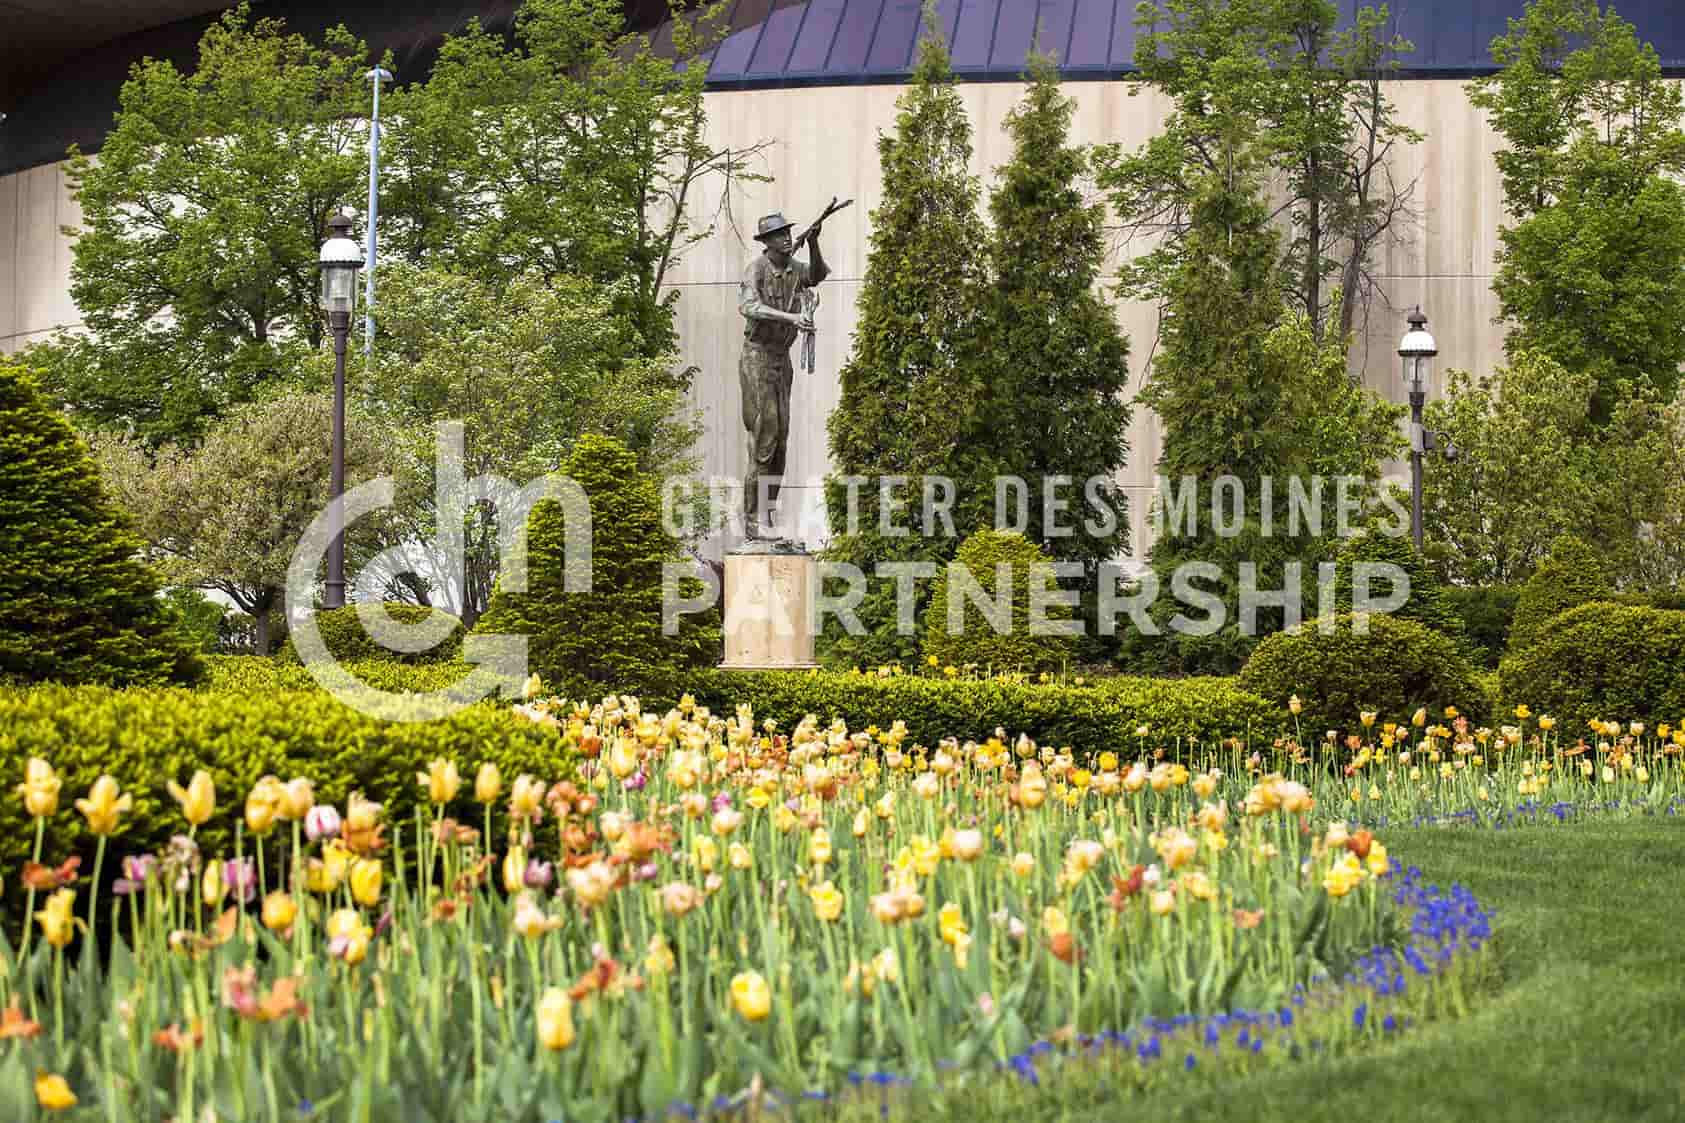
<box><xmin>0</xmin><ymin>78</ymin><xmax>1508</xmax><ymax>559</ymax></box>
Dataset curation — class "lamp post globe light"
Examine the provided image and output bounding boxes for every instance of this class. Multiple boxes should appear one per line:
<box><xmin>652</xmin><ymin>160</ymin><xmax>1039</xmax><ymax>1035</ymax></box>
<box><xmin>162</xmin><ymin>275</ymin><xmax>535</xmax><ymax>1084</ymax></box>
<box><xmin>1397</xmin><ymin>306</ymin><xmax>1439</xmax><ymax>551</ymax></box>
<box><xmin>319</xmin><ymin>211</ymin><xmax>364</xmax><ymax>610</ymax></box>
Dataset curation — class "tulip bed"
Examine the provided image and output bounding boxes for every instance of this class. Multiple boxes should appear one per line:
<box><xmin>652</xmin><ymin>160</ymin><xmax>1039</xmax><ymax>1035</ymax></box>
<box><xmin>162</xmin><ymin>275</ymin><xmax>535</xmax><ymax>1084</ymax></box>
<box><xmin>1</xmin><ymin>692</ymin><xmax>1680</xmax><ymax>1119</ymax></box>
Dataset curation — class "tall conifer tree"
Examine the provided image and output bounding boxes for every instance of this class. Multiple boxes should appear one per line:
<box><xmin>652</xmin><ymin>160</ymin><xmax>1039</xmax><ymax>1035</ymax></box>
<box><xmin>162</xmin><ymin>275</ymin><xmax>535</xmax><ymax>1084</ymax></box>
<box><xmin>822</xmin><ymin>22</ymin><xmax>989</xmax><ymax>667</ymax></box>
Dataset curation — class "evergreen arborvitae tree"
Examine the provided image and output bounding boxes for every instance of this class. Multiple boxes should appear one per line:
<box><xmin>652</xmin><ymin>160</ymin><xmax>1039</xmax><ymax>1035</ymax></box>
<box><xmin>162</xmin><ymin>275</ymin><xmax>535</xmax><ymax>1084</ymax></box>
<box><xmin>0</xmin><ymin>364</ymin><xmax>201</xmax><ymax>686</ymax></box>
<box><xmin>822</xmin><ymin>23</ymin><xmax>989</xmax><ymax>668</ymax></box>
<box><xmin>1131</xmin><ymin>168</ymin><xmax>1403</xmax><ymax>674</ymax></box>
<box><xmin>976</xmin><ymin>52</ymin><xmax>1131</xmax><ymax>611</ymax></box>
<box><xmin>473</xmin><ymin>433</ymin><xmax>718</xmax><ymax>700</ymax></box>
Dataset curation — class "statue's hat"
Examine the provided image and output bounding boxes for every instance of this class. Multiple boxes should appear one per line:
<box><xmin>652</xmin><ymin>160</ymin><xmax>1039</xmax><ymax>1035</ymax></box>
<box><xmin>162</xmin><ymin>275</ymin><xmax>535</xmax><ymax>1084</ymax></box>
<box><xmin>754</xmin><ymin>212</ymin><xmax>796</xmax><ymax>240</ymax></box>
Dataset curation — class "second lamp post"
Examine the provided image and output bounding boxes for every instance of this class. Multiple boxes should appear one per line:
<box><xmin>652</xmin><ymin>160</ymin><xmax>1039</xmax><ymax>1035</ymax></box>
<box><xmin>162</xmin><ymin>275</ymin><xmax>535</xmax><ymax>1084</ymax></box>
<box><xmin>1397</xmin><ymin>307</ymin><xmax>1439</xmax><ymax>551</ymax></box>
<box><xmin>319</xmin><ymin>212</ymin><xmax>364</xmax><ymax>610</ymax></box>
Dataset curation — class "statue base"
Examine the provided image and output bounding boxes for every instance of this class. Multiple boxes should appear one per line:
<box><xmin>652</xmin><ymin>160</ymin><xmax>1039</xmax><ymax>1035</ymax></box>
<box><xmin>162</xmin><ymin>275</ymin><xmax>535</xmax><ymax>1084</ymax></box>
<box><xmin>719</xmin><ymin>541</ymin><xmax>817</xmax><ymax>670</ymax></box>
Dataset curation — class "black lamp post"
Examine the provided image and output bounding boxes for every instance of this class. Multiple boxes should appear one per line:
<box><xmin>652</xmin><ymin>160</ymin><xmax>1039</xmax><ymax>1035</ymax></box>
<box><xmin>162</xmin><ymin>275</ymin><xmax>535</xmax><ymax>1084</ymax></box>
<box><xmin>1397</xmin><ymin>306</ymin><xmax>1439</xmax><ymax>551</ymax></box>
<box><xmin>319</xmin><ymin>212</ymin><xmax>364</xmax><ymax>610</ymax></box>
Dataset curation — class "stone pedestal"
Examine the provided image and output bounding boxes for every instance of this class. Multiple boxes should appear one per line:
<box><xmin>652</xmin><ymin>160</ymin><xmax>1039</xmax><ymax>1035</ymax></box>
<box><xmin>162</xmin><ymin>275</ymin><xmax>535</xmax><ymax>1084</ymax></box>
<box><xmin>720</xmin><ymin>540</ymin><xmax>817</xmax><ymax>670</ymax></box>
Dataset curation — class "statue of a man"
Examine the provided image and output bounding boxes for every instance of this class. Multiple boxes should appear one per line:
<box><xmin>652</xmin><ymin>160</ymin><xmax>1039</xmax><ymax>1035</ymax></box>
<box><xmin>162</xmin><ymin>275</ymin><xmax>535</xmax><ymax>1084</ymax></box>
<box><xmin>737</xmin><ymin>210</ymin><xmax>829</xmax><ymax>538</ymax></box>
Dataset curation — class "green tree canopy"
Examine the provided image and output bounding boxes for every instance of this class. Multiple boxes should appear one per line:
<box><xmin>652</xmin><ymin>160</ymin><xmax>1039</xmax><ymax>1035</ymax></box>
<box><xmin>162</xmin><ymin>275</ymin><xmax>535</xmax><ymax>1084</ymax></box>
<box><xmin>1421</xmin><ymin>354</ymin><xmax>1682</xmax><ymax>587</ymax></box>
<box><xmin>380</xmin><ymin>0</ymin><xmax>760</xmax><ymax>363</ymax></box>
<box><xmin>1469</xmin><ymin>0</ymin><xmax>1685</xmax><ymax>418</ymax></box>
<box><xmin>473</xmin><ymin>433</ymin><xmax>719</xmax><ymax>700</ymax></box>
<box><xmin>93</xmin><ymin>390</ymin><xmax>397</xmax><ymax>655</ymax></box>
<box><xmin>0</xmin><ymin>364</ymin><xmax>202</xmax><ymax>686</ymax></box>
<box><xmin>1098</xmin><ymin>0</ymin><xmax>1419</xmax><ymax>345</ymax></box>
<box><xmin>26</xmin><ymin>5</ymin><xmax>372</xmax><ymax>445</ymax></box>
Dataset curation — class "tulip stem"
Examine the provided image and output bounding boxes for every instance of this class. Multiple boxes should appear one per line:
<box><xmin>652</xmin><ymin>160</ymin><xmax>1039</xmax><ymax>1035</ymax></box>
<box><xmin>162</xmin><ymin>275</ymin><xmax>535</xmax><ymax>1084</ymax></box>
<box><xmin>19</xmin><ymin>816</ymin><xmax>45</xmax><ymax>973</ymax></box>
<box><xmin>88</xmin><ymin>835</ymin><xmax>108</xmax><ymax>965</ymax></box>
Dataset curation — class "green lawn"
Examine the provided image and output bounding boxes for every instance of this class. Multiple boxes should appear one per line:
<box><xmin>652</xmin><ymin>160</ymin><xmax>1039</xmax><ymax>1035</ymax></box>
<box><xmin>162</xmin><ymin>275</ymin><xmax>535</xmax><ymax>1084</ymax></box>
<box><xmin>830</xmin><ymin>818</ymin><xmax>1685</xmax><ymax>1122</ymax></box>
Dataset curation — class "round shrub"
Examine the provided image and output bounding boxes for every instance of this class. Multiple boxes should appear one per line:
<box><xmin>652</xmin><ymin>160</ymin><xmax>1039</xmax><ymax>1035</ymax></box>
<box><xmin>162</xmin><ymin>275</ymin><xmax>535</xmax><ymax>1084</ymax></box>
<box><xmin>1499</xmin><ymin>601</ymin><xmax>1685</xmax><ymax>730</ymax></box>
<box><xmin>1508</xmin><ymin>535</ymin><xmax>1609</xmax><ymax>653</ymax></box>
<box><xmin>473</xmin><ymin>433</ymin><xmax>720</xmax><ymax>700</ymax></box>
<box><xmin>278</xmin><ymin>603</ymin><xmax>465</xmax><ymax>665</ymax></box>
<box><xmin>1331</xmin><ymin>529</ymin><xmax>1464</xmax><ymax>637</ymax></box>
<box><xmin>921</xmin><ymin>530</ymin><xmax>1078</xmax><ymax>676</ymax></box>
<box><xmin>1239</xmin><ymin>612</ymin><xmax>1487</xmax><ymax>738</ymax></box>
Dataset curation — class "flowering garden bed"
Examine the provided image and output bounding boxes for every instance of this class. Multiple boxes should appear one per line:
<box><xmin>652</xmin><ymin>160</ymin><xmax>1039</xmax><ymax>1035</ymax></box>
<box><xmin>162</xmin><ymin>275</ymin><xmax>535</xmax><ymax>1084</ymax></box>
<box><xmin>0</xmin><ymin>692</ymin><xmax>1679</xmax><ymax>1118</ymax></box>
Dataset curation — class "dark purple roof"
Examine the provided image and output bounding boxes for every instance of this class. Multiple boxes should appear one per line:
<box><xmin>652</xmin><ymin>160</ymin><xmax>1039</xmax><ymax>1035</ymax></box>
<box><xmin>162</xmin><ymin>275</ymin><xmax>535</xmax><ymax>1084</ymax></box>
<box><xmin>699</xmin><ymin>0</ymin><xmax>1685</xmax><ymax>86</ymax></box>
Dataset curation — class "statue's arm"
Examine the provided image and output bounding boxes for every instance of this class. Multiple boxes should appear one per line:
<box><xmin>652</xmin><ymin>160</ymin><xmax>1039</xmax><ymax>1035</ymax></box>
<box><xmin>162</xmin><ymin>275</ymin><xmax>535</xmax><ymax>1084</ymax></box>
<box><xmin>806</xmin><ymin>230</ymin><xmax>830</xmax><ymax>287</ymax></box>
<box><xmin>739</xmin><ymin>262</ymin><xmax>799</xmax><ymax>324</ymax></box>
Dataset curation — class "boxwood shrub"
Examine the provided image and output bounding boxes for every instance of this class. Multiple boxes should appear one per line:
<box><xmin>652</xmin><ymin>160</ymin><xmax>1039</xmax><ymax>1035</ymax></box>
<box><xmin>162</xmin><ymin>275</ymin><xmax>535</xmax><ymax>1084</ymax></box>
<box><xmin>1499</xmin><ymin>601</ymin><xmax>1685</xmax><ymax>731</ymax></box>
<box><xmin>276</xmin><ymin>603</ymin><xmax>465</xmax><ymax>665</ymax></box>
<box><xmin>1238</xmin><ymin>613</ymin><xmax>1488</xmax><ymax>738</ymax></box>
<box><xmin>679</xmin><ymin>668</ymin><xmax>1284</xmax><ymax>760</ymax></box>
<box><xmin>0</xmin><ymin>684</ymin><xmax>579</xmax><ymax>918</ymax></box>
<box><xmin>1443</xmin><ymin>585</ymin><xmax>1520</xmax><ymax>668</ymax></box>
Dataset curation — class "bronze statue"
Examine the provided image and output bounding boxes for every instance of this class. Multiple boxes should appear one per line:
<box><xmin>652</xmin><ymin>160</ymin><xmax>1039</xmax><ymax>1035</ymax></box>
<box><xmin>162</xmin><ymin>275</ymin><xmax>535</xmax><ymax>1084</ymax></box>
<box><xmin>736</xmin><ymin>199</ymin><xmax>848</xmax><ymax>538</ymax></box>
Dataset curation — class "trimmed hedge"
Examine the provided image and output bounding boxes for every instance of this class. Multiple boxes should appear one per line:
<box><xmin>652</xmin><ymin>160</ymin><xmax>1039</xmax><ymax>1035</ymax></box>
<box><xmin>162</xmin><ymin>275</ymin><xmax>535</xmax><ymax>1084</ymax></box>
<box><xmin>1238</xmin><ymin>613</ymin><xmax>1488</xmax><ymax>738</ymax></box>
<box><xmin>277</xmin><ymin>603</ymin><xmax>465</xmax><ymax>665</ymax></box>
<box><xmin>203</xmin><ymin>655</ymin><xmax>484</xmax><ymax>696</ymax></box>
<box><xmin>680</xmin><ymin>668</ymin><xmax>1284</xmax><ymax>760</ymax></box>
<box><xmin>0</xmin><ymin>684</ymin><xmax>579</xmax><ymax>918</ymax></box>
<box><xmin>1499</xmin><ymin>601</ymin><xmax>1685</xmax><ymax>731</ymax></box>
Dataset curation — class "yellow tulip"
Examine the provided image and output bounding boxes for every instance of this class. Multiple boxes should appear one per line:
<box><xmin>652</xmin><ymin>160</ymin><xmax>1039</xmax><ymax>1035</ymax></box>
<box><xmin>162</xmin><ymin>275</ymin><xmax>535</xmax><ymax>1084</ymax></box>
<box><xmin>201</xmin><ymin>863</ymin><xmax>225</xmax><ymax>908</ymax></box>
<box><xmin>1366</xmin><ymin>842</ymin><xmax>1390</xmax><ymax>877</ymax></box>
<box><xmin>417</xmin><ymin>759</ymin><xmax>461</xmax><ymax>804</ymax></box>
<box><xmin>34</xmin><ymin>1072</ymin><xmax>76</xmax><ymax>1111</ymax></box>
<box><xmin>730</xmin><ymin>971</ymin><xmax>772</xmax><ymax>1021</ymax></box>
<box><xmin>1011</xmin><ymin>852</ymin><xmax>1036</xmax><ymax>878</ymax></box>
<box><xmin>75</xmin><ymin>775</ymin><xmax>131</xmax><ymax>836</ymax></box>
<box><xmin>167</xmin><ymin>770</ymin><xmax>216</xmax><ymax>827</ymax></box>
<box><xmin>475</xmin><ymin>762</ymin><xmax>503</xmax><ymax>804</ymax></box>
<box><xmin>509</xmin><ymin>774</ymin><xmax>545</xmax><ymax>821</ymax></box>
<box><xmin>607</xmin><ymin>737</ymin><xmax>639</xmax><ymax>780</ymax></box>
<box><xmin>277</xmin><ymin>777</ymin><xmax>314</xmax><ymax>821</ymax></box>
<box><xmin>938</xmin><ymin>902</ymin><xmax>968</xmax><ymax>946</ymax></box>
<box><xmin>245</xmin><ymin>776</ymin><xmax>282</xmax><ymax>835</ymax></box>
<box><xmin>808</xmin><ymin>828</ymin><xmax>833</xmax><ymax>867</ymax></box>
<box><xmin>728</xmin><ymin>842</ymin><xmax>752</xmax><ymax>870</ymax></box>
<box><xmin>345</xmin><ymin>793</ymin><xmax>382</xmax><ymax>834</ymax></box>
<box><xmin>17</xmin><ymin>757</ymin><xmax>61</xmax><ymax>819</ymax></box>
<box><xmin>36</xmin><ymin>889</ymin><xmax>80</xmax><ymax>948</ymax></box>
<box><xmin>950</xmin><ymin>828</ymin><xmax>984</xmax><ymax>861</ymax></box>
<box><xmin>350</xmin><ymin>859</ymin><xmax>383</xmax><ymax>907</ymax></box>
<box><xmin>810</xmin><ymin>881</ymin><xmax>844</xmax><ymax>922</ymax></box>
<box><xmin>512</xmin><ymin>892</ymin><xmax>561</xmax><ymax>938</ymax></box>
<box><xmin>262</xmin><ymin>892</ymin><xmax>298</xmax><ymax>932</ymax></box>
<box><xmin>536</xmin><ymin>988</ymin><xmax>576</xmax><ymax>1050</ymax></box>
<box><xmin>503</xmin><ymin>845</ymin><xmax>528</xmax><ymax>893</ymax></box>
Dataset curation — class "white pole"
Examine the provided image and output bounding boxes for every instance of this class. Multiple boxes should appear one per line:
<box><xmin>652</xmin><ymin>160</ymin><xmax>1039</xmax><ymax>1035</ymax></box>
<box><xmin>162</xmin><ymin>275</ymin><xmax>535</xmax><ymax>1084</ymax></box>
<box><xmin>364</xmin><ymin>67</ymin><xmax>393</xmax><ymax>355</ymax></box>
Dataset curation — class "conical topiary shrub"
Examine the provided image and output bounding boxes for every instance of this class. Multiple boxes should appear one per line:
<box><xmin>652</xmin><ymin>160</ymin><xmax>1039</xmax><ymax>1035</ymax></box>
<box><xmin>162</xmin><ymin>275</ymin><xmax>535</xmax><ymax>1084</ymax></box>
<box><xmin>472</xmin><ymin>433</ymin><xmax>719</xmax><ymax>700</ymax></box>
<box><xmin>920</xmin><ymin>530</ymin><xmax>1078</xmax><ymax>676</ymax></box>
<box><xmin>0</xmin><ymin>364</ymin><xmax>201</xmax><ymax>686</ymax></box>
